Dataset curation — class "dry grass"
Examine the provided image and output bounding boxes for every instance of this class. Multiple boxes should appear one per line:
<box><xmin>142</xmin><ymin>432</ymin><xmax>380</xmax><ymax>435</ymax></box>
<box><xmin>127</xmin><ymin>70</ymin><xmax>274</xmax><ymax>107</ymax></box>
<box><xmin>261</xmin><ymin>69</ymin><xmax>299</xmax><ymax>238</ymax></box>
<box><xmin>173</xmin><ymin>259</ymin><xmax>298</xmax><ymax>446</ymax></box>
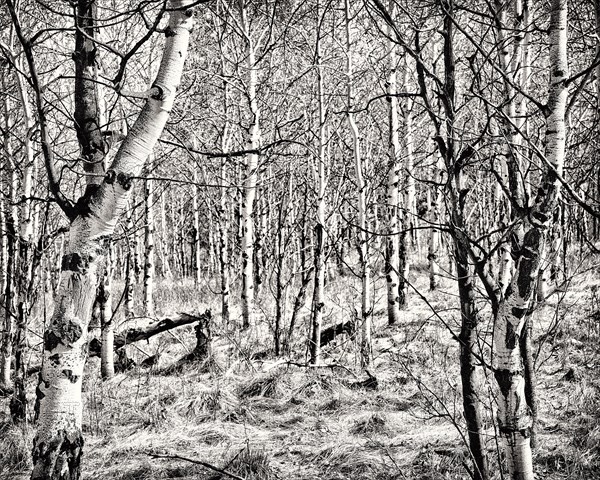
<box><xmin>2</xmin><ymin>266</ymin><xmax>600</xmax><ymax>480</ymax></box>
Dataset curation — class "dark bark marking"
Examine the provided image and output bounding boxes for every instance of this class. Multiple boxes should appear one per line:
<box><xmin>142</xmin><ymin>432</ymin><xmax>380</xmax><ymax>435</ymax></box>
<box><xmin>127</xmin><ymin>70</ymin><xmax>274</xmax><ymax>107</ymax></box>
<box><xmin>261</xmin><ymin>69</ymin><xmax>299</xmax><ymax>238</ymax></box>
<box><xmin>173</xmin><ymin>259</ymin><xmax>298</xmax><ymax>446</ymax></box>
<box><xmin>62</xmin><ymin>370</ymin><xmax>79</xmax><ymax>384</ymax></box>
<box><xmin>116</xmin><ymin>172</ymin><xmax>132</xmax><ymax>190</ymax></box>
<box><xmin>61</xmin><ymin>253</ymin><xmax>93</xmax><ymax>273</ymax></box>
<box><xmin>45</xmin><ymin>320</ymin><xmax>83</xmax><ymax>350</ymax></box>
<box><xmin>105</xmin><ymin>169</ymin><xmax>116</xmax><ymax>184</ymax></box>
<box><xmin>494</xmin><ymin>369</ymin><xmax>514</xmax><ymax>399</ymax></box>
<box><xmin>44</xmin><ymin>332</ymin><xmax>62</xmax><ymax>351</ymax></box>
<box><xmin>31</xmin><ymin>429</ymin><xmax>84</xmax><ymax>480</ymax></box>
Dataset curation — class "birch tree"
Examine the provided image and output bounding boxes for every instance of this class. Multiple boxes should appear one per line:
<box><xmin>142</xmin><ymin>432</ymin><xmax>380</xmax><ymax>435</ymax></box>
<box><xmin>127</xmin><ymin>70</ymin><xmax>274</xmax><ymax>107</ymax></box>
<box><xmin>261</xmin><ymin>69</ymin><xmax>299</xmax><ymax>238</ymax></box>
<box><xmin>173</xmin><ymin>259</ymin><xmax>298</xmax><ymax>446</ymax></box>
<box><xmin>492</xmin><ymin>2</ymin><xmax>568</xmax><ymax>477</ymax></box>
<box><xmin>309</xmin><ymin>0</ymin><xmax>328</xmax><ymax>365</ymax></box>
<box><xmin>385</xmin><ymin>5</ymin><xmax>401</xmax><ymax>325</ymax></box>
<box><xmin>344</xmin><ymin>0</ymin><xmax>371</xmax><ymax>366</ymax></box>
<box><xmin>7</xmin><ymin>1</ymin><xmax>195</xmax><ymax>477</ymax></box>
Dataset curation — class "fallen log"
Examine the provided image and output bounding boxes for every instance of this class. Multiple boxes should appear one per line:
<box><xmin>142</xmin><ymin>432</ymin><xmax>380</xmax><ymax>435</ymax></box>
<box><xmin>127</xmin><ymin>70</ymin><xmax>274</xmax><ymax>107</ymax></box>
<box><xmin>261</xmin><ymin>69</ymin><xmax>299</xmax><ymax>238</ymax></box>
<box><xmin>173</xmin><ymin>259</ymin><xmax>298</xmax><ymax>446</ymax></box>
<box><xmin>320</xmin><ymin>319</ymin><xmax>355</xmax><ymax>347</ymax></box>
<box><xmin>26</xmin><ymin>311</ymin><xmax>211</xmax><ymax>377</ymax></box>
<box><xmin>88</xmin><ymin>310</ymin><xmax>211</xmax><ymax>357</ymax></box>
<box><xmin>164</xmin><ymin>313</ymin><xmax>213</xmax><ymax>373</ymax></box>
<box><xmin>251</xmin><ymin>319</ymin><xmax>356</xmax><ymax>360</ymax></box>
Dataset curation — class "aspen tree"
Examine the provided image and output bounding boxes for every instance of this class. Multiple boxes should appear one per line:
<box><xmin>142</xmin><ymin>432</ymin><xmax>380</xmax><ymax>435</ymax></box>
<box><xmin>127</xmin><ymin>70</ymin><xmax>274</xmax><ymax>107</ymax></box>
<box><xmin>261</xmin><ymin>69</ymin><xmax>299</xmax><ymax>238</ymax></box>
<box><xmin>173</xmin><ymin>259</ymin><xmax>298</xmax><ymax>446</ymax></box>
<box><xmin>309</xmin><ymin>0</ymin><xmax>328</xmax><ymax>365</ymax></box>
<box><xmin>159</xmin><ymin>187</ymin><xmax>173</xmax><ymax>279</ymax></box>
<box><xmin>143</xmin><ymin>156</ymin><xmax>155</xmax><ymax>316</ymax></box>
<box><xmin>218</xmin><ymin>157</ymin><xmax>231</xmax><ymax>322</ymax></box>
<box><xmin>344</xmin><ymin>0</ymin><xmax>371</xmax><ymax>365</ymax></box>
<box><xmin>11</xmin><ymin>55</ymin><xmax>36</xmax><ymax>421</ymax></box>
<box><xmin>124</xmin><ymin>203</ymin><xmax>136</xmax><ymax>319</ymax></box>
<box><xmin>71</xmin><ymin>0</ymin><xmax>116</xmax><ymax>380</ymax></box>
<box><xmin>385</xmin><ymin>1</ymin><xmax>401</xmax><ymax>326</ymax></box>
<box><xmin>399</xmin><ymin>64</ymin><xmax>415</xmax><ymax>308</ymax></box>
<box><xmin>428</xmin><ymin>159</ymin><xmax>441</xmax><ymax>291</ymax></box>
<box><xmin>99</xmin><ymin>248</ymin><xmax>114</xmax><ymax>380</ymax></box>
<box><xmin>0</xmin><ymin>87</ymin><xmax>17</xmax><ymax>392</ymax></box>
<box><xmin>492</xmin><ymin>1</ymin><xmax>568</xmax><ymax>478</ymax></box>
<box><xmin>238</xmin><ymin>0</ymin><xmax>262</xmax><ymax>329</ymax></box>
<box><xmin>493</xmin><ymin>0</ymin><xmax>529</xmax><ymax>295</ymax></box>
<box><xmin>192</xmin><ymin>169</ymin><xmax>201</xmax><ymax>286</ymax></box>
<box><xmin>6</xmin><ymin>1</ymin><xmax>196</xmax><ymax>476</ymax></box>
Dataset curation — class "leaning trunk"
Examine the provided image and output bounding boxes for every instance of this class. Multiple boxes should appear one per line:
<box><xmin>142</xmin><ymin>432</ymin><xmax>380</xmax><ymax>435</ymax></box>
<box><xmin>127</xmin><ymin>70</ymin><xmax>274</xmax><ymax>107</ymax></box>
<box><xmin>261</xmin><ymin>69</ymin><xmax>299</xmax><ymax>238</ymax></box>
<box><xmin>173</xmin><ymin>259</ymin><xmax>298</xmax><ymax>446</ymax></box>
<box><xmin>29</xmin><ymin>4</ymin><xmax>194</xmax><ymax>478</ymax></box>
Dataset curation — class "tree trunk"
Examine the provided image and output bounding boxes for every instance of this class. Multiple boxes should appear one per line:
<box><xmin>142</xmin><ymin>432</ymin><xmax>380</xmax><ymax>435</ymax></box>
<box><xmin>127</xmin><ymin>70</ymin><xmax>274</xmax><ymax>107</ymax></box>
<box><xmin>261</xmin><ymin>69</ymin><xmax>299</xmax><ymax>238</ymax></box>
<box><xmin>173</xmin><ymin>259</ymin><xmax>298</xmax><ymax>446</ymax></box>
<box><xmin>398</xmin><ymin>62</ymin><xmax>414</xmax><ymax>309</ymax></box>
<box><xmin>143</xmin><ymin>158</ymin><xmax>155</xmax><ymax>316</ymax></box>
<box><xmin>0</xmin><ymin>84</ymin><xmax>15</xmax><ymax>391</ymax></box>
<box><xmin>493</xmin><ymin>2</ymin><xmax>567</xmax><ymax>478</ymax></box>
<box><xmin>428</xmin><ymin>185</ymin><xmax>440</xmax><ymax>291</ymax></box>
<box><xmin>99</xmin><ymin>257</ymin><xmax>114</xmax><ymax>380</ymax></box>
<box><xmin>192</xmin><ymin>169</ymin><xmax>201</xmax><ymax>286</ymax></box>
<box><xmin>27</xmin><ymin>3</ymin><xmax>194</xmax><ymax>478</ymax></box>
<box><xmin>456</xmin><ymin>243</ymin><xmax>489</xmax><ymax>480</ymax></box>
<box><xmin>345</xmin><ymin>0</ymin><xmax>371</xmax><ymax>366</ymax></box>
<box><xmin>310</xmin><ymin>12</ymin><xmax>327</xmax><ymax>365</ymax></box>
<box><xmin>385</xmin><ymin>5</ymin><xmax>401</xmax><ymax>325</ymax></box>
<box><xmin>240</xmin><ymin>0</ymin><xmax>261</xmax><ymax>329</ymax></box>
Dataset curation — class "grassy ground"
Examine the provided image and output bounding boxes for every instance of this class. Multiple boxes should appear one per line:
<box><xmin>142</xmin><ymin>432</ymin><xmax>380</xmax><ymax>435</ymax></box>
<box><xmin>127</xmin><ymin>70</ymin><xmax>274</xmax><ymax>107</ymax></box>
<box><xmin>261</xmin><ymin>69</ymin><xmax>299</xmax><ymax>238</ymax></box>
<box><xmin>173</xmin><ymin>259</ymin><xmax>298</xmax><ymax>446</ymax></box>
<box><xmin>1</xmin><ymin>259</ymin><xmax>600</xmax><ymax>479</ymax></box>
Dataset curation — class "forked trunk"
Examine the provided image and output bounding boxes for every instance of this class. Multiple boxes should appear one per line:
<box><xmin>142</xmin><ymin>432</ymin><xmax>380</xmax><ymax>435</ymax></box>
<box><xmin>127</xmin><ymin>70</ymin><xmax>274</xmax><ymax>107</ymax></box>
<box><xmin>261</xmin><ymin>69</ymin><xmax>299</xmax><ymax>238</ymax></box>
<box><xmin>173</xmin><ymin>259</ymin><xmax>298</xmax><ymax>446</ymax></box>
<box><xmin>29</xmin><ymin>3</ymin><xmax>194</xmax><ymax>478</ymax></box>
<box><xmin>494</xmin><ymin>3</ymin><xmax>567</xmax><ymax>476</ymax></box>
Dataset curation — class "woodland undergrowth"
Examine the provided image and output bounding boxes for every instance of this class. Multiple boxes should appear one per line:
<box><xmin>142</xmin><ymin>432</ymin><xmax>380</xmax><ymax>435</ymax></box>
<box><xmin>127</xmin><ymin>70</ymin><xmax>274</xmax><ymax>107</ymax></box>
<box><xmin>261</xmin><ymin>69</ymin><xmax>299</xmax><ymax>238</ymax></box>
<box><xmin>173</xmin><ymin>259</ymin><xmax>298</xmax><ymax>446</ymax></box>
<box><xmin>1</xmin><ymin>257</ymin><xmax>600</xmax><ymax>480</ymax></box>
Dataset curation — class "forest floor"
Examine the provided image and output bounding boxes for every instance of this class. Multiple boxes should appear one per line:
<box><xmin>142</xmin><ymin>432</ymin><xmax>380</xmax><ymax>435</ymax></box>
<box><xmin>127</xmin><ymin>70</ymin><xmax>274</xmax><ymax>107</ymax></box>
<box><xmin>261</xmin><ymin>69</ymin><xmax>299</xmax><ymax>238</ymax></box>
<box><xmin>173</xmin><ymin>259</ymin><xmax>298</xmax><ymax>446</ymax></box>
<box><xmin>2</xmin><ymin>259</ymin><xmax>600</xmax><ymax>479</ymax></box>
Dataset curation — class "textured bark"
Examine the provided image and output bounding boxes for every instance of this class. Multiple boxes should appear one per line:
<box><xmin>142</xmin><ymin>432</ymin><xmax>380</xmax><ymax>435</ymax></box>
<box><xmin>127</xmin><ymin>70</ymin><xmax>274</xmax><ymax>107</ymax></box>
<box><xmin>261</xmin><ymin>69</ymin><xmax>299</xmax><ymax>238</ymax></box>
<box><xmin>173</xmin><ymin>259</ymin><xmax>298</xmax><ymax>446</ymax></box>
<box><xmin>428</xmin><ymin>185</ymin><xmax>440</xmax><ymax>291</ymax></box>
<box><xmin>385</xmin><ymin>6</ymin><xmax>401</xmax><ymax>325</ymax></box>
<box><xmin>434</xmin><ymin>4</ymin><xmax>490</xmax><ymax>479</ymax></box>
<box><xmin>191</xmin><ymin>163</ymin><xmax>201</xmax><ymax>286</ymax></box>
<box><xmin>218</xmin><ymin>158</ymin><xmax>231</xmax><ymax>324</ymax></box>
<box><xmin>179</xmin><ymin>315</ymin><xmax>212</xmax><ymax>364</ymax></box>
<box><xmin>310</xmin><ymin>13</ymin><xmax>327</xmax><ymax>365</ymax></box>
<box><xmin>456</xmin><ymin>245</ymin><xmax>489</xmax><ymax>480</ymax></box>
<box><xmin>493</xmin><ymin>2</ymin><xmax>567</xmax><ymax>478</ymax></box>
<box><xmin>0</xmin><ymin>88</ymin><xmax>15</xmax><ymax>391</ymax></box>
<box><xmin>74</xmin><ymin>0</ymin><xmax>108</xmax><ymax>188</ymax></box>
<box><xmin>398</xmin><ymin>63</ymin><xmax>414</xmax><ymax>309</ymax></box>
<box><xmin>99</xmin><ymin>256</ymin><xmax>114</xmax><ymax>380</ymax></box>
<box><xmin>29</xmin><ymin>4</ymin><xmax>194</xmax><ymax>478</ymax></box>
<box><xmin>143</xmin><ymin>159</ymin><xmax>155</xmax><ymax>316</ymax></box>
<box><xmin>239</xmin><ymin>0</ymin><xmax>261</xmax><ymax>329</ymax></box>
<box><xmin>274</xmin><ymin>176</ymin><xmax>291</xmax><ymax>356</ymax></box>
<box><xmin>345</xmin><ymin>0</ymin><xmax>371</xmax><ymax>366</ymax></box>
<box><xmin>91</xmin><ymin>311</ymin><xmax>210</xmax><ymax>357</ymax></box>
<box><xmin>285</xmin><ymin>188</ymin><xmax>312</xmax><ymax>356</ymax></box>
<box><xmin>124</xmin><ymin>206</ymin><xmax>135</xmax><ymax>320</ymax></box>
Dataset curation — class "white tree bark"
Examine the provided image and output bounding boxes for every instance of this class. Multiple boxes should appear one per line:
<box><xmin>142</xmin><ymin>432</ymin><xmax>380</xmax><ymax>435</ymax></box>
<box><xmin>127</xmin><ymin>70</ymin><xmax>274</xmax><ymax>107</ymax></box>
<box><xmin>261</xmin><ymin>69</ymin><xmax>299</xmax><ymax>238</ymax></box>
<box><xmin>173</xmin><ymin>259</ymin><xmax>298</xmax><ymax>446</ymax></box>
<box><xmin>310</xmin><ymin>11</ymin><xmax>327</xmax><ymax>365</ymax></box>
<box><xmin>239</xmin><ymin>0</ymin><xmax>261</xmax><ymax>329</ymax></box>
<box><xmin>494</xmin><ymin>2</ymin><xmax>567</xmax><ymax>478</ymax></box>
<box><xmin>345</xmin><ymin>0</ymin><xmax>371</xmax><ymax>366</ymax></box>
<box><xmin>399</xmin><ymin>62</ymin><xmax>415</xmax><ymax>308</ymax></box>
<box><xmin>143</xmin><ymin>156</ymin><xmax>155</xmax><ymax>316</ymax></box>
<box><xmin>192</xmin><ymin>169</ymin><xmax>201</xmax><ymax>286</ymax></box>
<box><xmin>31</xmin><ymin>3</ymin><xmax>194</xmax><ymax>477</ymax></box>
<box><xmin>385</xmin><ymin>3</ymin><xmax>401</xmax><ymax>326</ymax></box>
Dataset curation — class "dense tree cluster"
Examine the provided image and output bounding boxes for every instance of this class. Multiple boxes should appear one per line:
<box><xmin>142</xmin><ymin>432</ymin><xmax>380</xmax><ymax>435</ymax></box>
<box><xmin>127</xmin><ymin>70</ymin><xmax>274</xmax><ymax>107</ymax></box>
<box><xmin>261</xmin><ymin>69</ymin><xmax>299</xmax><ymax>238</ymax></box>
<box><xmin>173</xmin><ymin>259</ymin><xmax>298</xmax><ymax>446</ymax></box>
<box><xmin>0</xmin><ymin>0</ymin><xmax>598</xmax><ymax>479</ymax></box>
